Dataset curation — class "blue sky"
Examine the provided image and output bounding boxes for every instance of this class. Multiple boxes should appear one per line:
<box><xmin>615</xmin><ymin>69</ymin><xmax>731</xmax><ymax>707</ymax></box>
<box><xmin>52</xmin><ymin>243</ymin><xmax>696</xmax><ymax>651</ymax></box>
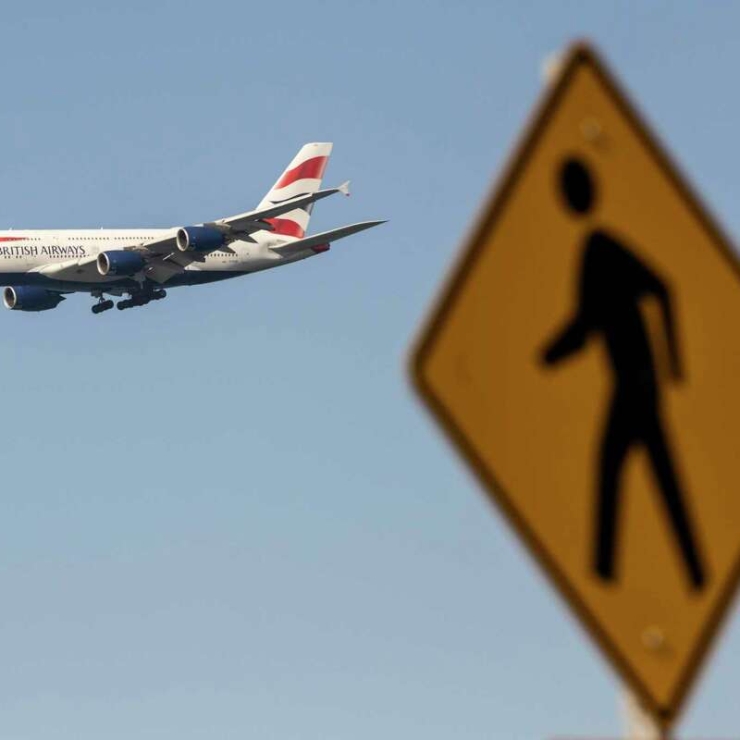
<box><xmin>0</xmin><ymin>1</ymin><xmax>738</xmax><ymax>738</ymax></box>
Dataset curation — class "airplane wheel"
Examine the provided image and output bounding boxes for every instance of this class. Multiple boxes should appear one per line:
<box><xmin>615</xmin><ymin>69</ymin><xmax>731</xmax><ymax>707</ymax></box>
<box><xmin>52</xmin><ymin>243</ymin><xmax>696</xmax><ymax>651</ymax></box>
<box><xmin>117</xmin><ymin>300</ymin><xmax>130</xmax><ymax>311</ymax></box>
<box><xmin>93</xmin><ymin>300</ymin><xmax>114</xmax><ymax>314</ymax></box>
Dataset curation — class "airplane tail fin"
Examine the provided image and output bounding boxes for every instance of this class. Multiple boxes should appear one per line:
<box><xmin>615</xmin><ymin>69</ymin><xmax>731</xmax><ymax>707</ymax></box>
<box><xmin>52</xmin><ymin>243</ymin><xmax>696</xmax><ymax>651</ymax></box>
<box><xmin>257</xmin><ymin>142</ymin><xmax>333</xmax><ymax>239</ymax></box>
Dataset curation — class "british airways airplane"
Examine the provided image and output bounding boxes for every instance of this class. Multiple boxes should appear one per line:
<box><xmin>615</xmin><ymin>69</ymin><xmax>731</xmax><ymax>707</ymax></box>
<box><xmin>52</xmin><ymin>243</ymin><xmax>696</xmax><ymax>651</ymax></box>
<box><xmin>0</xmin><ymin>143</ymin><xmax>384</xmax><ymax>314</ymax></box>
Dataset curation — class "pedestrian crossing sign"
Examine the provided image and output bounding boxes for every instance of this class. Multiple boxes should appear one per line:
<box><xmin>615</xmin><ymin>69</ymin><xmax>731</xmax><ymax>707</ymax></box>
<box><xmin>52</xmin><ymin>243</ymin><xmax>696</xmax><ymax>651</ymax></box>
<box><xmin>411</xmin><ymin>42</ymin><xmax>740</xmax><ymax>728</ymax></box>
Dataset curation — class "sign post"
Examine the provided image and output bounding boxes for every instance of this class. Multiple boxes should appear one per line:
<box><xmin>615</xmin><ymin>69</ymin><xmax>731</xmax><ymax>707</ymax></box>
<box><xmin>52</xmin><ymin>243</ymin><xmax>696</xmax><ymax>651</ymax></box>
<box><xmin>412</xmin><ymin>41</ymin><xmax>740</xmax><ymax>731</ymax></box>
<box><xmin>623</xmin><ymin>689</ymin><xmax>666</xmax><ymax>740</ymax></box>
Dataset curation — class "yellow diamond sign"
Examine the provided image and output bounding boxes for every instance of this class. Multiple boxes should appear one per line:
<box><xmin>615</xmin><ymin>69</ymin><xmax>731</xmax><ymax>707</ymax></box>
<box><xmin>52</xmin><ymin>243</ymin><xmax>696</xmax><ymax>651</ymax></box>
<box><xmin>411</xmin><ymin>42</ymin><xmax>740</xmax><ymax>727</ymax></box>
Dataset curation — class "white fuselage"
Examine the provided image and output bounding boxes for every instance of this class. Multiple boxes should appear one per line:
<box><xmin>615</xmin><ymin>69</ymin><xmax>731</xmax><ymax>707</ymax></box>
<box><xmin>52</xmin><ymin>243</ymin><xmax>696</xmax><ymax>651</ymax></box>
<box><xmin>0</xmin><ymin>228</ymin><xmax>312</xmax><ymax>293</ymax></box>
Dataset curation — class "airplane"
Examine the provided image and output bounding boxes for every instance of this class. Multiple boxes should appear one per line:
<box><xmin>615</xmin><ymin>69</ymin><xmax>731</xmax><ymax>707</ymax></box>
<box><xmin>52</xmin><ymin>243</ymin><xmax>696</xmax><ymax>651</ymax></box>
<box><xmin>0</xmin><ymin>143</ymin><xmax>384</xmax><ymax>314</ymax></box>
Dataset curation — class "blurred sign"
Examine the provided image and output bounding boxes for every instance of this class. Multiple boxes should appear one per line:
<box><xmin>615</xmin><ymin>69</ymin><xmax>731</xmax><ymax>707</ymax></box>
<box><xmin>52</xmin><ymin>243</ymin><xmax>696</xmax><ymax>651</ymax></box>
<box><xmin>411</xmin><ymin>42</ymin><xmax>740</xmax><ymax>728</ymax></box>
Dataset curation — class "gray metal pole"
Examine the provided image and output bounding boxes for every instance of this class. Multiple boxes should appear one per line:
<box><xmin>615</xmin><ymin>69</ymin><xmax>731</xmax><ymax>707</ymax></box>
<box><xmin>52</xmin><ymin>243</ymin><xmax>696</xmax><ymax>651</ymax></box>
<box><xmin>622</xmin><ymin>689</ymin><xmax>669</xmax><ymax>740</ymax></box>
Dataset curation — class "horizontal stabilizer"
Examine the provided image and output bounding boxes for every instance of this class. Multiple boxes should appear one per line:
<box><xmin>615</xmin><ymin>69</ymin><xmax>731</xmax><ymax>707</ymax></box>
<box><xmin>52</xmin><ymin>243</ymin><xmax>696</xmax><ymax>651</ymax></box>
<box><xmin>270</xmin><ymin>220</ymin><xmax>385</xmax><ymax>257</ymax></box>
<box><xmin>221</xmin><ymin>183</ymin><xmax>348</xmax><ymax>233</ymax></box>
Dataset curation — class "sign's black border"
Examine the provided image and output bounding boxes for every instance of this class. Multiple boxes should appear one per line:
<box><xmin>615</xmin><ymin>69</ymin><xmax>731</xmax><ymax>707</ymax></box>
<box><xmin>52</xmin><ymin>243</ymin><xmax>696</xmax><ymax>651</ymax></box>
<box><xmin>410</xmin><ymin>41</ymin><xmax>740</xmax><ymax>731</ymax></box>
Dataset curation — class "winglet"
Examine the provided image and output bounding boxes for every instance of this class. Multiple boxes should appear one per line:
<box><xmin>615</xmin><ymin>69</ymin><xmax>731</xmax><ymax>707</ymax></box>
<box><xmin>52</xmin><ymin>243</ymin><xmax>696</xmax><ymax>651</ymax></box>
<box><xmin>338</xmin><ymin>180</ymin><xmax>351</xmax><ymax>197</ymax></box>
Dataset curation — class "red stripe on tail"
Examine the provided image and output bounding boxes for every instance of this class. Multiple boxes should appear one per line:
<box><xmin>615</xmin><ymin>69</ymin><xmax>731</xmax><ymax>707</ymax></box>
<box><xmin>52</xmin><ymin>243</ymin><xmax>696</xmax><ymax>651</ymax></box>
<box><xmin>275</xmin><ymin>156</ymin><xmax>329</xmax><ymax>189</ymax></box>
<box><xmin>265</xmin><ymin>218</ymin><xmax>305</xmax><ymax>238</ymax></box>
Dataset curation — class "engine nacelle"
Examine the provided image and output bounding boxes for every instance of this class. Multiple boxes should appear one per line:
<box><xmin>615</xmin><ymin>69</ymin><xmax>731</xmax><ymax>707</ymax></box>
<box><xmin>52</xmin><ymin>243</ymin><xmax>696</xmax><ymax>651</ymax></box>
<box><xmin>3</xmin><ymin>286</ymin><xmax>65</xmax><ymax>312</ymax></box>
<box><xmin>176</xmin><ymin>226</ymin><xmax>226</xmax><ymax>253</ymax></box>
<box><xmin>97</xmin><ymin>250</ymin><xmax>146</xmax><ymax>277</ymax></box>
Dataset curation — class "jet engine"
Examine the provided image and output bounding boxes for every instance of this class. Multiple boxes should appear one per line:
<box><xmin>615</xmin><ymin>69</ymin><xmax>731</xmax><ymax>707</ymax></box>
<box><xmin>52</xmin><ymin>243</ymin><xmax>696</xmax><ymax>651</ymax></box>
<box><xmin>3</xmin><ymin>286</ymin><xmax>65</xmax><ymax>312</ymax></box>
<box><xmin>176</xmin><ymin>226</ymin><xmax>226</xmax><ymax>253</ymax></box>
<box><xmin>97</xmin><ymin>251</ymin><xmax>147</xmax><ymax>277</ymax></box>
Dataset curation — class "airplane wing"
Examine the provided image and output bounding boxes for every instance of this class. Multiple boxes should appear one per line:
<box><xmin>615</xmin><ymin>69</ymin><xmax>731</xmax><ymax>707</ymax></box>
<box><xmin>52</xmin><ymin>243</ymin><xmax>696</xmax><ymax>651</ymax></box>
<box><xmin>137</xmin><ymin>182</ymin><xmax>353</xmax><ymax>282</ymax></box>
<box><xmin>137</xmin><ymin>231</ymin><xmax>180</xmax><ymax>256</ymax></box>
<box><xmin>130</xmin><ymin>182</ymin><xmax>350</xmax><ymax>260</ymax></box>
<box><xmin>35</xmin><ymin>256</ymin><xmax>103</xmax><ymax>281</ymax></box>
<box><xmin>135</xmin><ymin>182</ymin><xmax>350</xmax><ymax>259</ymax></box>
<box><xmin>269</xmin><ymin>220</ymin><xmax>386</xmax><ymax>258</ymax></box>
<box><xmin>141</xmin><ymin>218</ymin><xmax>383</xmax><ymax>283</ymax></box>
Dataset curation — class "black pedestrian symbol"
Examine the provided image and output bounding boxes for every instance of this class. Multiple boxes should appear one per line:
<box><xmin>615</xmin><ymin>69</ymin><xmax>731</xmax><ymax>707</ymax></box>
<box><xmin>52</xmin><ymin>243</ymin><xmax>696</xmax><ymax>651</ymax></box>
<box><xmin>540</xmin><ymin>157</ymin><xmax>708</xmax><ymax>591</ymax></box>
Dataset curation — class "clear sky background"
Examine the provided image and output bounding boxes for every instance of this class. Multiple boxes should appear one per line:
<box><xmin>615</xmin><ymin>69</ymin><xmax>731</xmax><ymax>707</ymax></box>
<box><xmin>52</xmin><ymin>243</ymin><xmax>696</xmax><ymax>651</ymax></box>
<box><xmin>0</xmin><ymin>2</ymin><xmax>738</xmax><ymax>738</ymax></box>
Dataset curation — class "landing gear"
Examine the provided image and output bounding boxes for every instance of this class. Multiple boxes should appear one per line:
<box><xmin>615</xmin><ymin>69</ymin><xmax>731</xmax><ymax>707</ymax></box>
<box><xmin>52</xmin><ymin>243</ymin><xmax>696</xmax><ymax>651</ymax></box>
<box><xmin>116</xmin><ymin>289</ymin><xmax>166</xmax><ymax>311</ymax></box>
<box><xmin>116</xmin><ymin>297</ymin><xmax>146</xmax><ymax>310</ymax></box>
<box><xmin>91</xmin><ymin>298</ymin><xmax>114</xmax><ymax>314</ymax></box>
